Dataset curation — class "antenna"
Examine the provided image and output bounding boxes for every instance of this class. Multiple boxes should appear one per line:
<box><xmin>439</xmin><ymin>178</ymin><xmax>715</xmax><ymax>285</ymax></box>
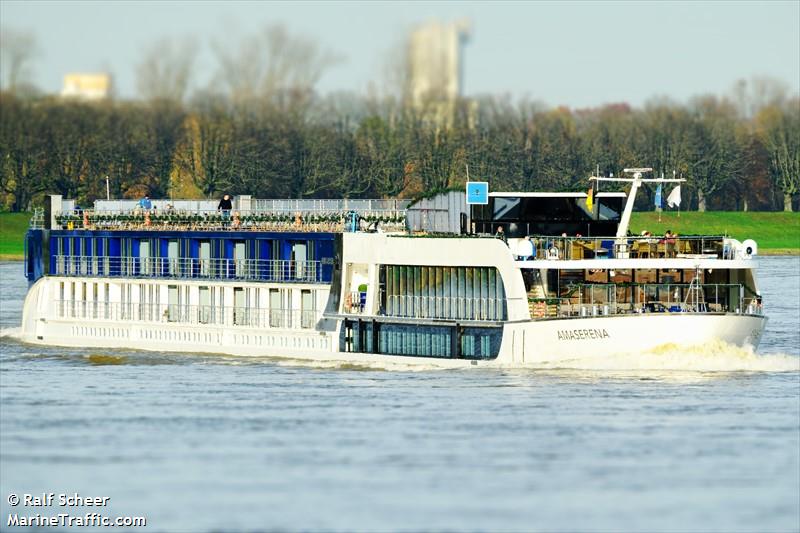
<box><xmin>623</xmin><ymin>167</ymin><xmax>653</xmax><ymax>179</ymax></box>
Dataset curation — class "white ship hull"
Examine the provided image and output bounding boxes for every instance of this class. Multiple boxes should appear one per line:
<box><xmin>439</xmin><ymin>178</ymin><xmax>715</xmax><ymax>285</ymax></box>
<box><xmin>20</xmin><ymin>295</ymin><xmax>766</xmax><ymax>369</ymax></box>
<box><xmin>499</xmin><ymin>313</ymin><xmax>766</xmax><ymax>365</ymax></box>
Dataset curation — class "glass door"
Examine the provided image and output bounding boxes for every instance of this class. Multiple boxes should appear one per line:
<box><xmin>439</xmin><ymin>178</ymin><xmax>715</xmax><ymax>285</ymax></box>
<box><xmin>140</xmin><ymin>240</ymin><xmax>151</xmax><ymax>275</ymax></box>
<box><xmin>199</xmin><ymin>241</ymin><xmax>211</xmax><ymax>277</ymax></box>
<box><xmin>167</xmin><ymin>240</ymin><xmax>179</xmax><ymax>276</ymax></box>
<box><xmin>292</xmin><ymin>242</ymin><xmax>307</xmax><ymax>280</ymax></box>
<box><xmin>234</xmin><ymin>241</ymin><xmax>246</xmax><ymax>278</ymax></box>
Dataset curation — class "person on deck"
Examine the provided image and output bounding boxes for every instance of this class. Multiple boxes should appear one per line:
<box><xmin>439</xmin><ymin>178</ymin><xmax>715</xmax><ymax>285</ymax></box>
<box><xmin>218</xmin><ymin>194</ymin><xmax>233</xmax><ymax>226</ymax></box>
<box><xmin>516</xmin><ymin>235</ymin><xmax>535</xmax><ymax>260</ymax></box>
<box><xmin>138</xmin><ymin>195</ymin><xmax>152</xmax><ymax>210</ymax></box>
<box><xmin>494</xmin><ymin>226</ymin><xmax>507</xmax><ymax>245</ymax></box>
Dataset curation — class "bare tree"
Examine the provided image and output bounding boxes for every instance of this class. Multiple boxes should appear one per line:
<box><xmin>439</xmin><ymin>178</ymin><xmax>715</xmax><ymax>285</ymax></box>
<box><xmin>210</xmin><ymin>23</ymin><xmax>341</xmax><ymax>108</ymax></box>
<box><xmin>135</xmin><ymin>36</ymin><xmax>198</xmax><ymax>102</ymax></box>
<box><xmin>731</xmin><ymin>76</ymin><xmax>790</xmax><ymax>119</ymax></box>
<box><xmin>0</xmin><ymin>26</ymin><xmax>40</xmax><ymax>93</ymax></box>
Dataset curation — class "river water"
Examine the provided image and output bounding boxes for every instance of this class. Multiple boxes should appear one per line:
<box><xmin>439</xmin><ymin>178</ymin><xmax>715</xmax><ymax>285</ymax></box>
<box><xmin>1</xmin><ymin>257</ymin><xmax>798</xmax><ymax>532</ymax></box>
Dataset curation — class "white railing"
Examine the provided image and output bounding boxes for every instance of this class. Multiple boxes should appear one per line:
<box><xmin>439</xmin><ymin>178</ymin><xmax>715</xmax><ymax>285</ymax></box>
<box><xmin>510</xmin><ymin>235</ymin><xmax>734</xmax><ymax>261</ymax></box>
<box><xmin>54</xmin><ymin>300</ymin><xmax>319</xmax><ymax>330</ymax></box>
<box><xmin>29</xmin><ymin>208</ymin><xmax>45</xmax><ymax>229</ymax></box>
<box><xmin>528</xmin><ymin>283</ymin><xmax>762</xmax><ymax>318</ymax></box>
<box><xmin>50</xmin><ymin>209</ymin><xmax>407</xmax><ymax>233</ymax></box>
<box><xmin>52</xmin><ymin>255</ymin><xmax>329</xmax><ymax>283</ymax></box>
<box><xmin>251</xmin><ymin>198</ymin><xmax>410</xmax><ymax>213</ymax></box>
<box><xmin>91</xmin><ymin>198</ymin><xmax>410</xmax><ymax>214</ymax></box>
<box><xmin>383</xmin><ymin>295</ymin><xmax>505</xmax><ymax>321</ymax></box>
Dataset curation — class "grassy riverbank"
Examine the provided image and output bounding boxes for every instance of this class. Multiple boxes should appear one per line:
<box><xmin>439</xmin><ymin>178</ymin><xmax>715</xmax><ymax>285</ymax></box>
<box><xmin>630</xmin><ymin>211</ymin><xmax>800</xmax><ymax>255</ymax></box>
<box><xmin>0</xmin><ymin>212</ymin><xmax>31</xmax><ymax>260</ymax></box>
<box><xmin>0</xmin><ymin>210</ymin><xmax>798</xmax><ymax>260</ymax></box>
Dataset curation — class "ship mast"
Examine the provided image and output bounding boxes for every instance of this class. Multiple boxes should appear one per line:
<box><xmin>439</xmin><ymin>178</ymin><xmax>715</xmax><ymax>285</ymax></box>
<box><xmin>588</xmin><ymin>168</ymin><xmax>685</xmax><ymax>238</ymax></box>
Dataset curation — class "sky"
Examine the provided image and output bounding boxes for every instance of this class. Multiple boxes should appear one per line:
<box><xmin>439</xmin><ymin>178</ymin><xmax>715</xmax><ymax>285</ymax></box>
<box><xmin>2</xmin><ymin>0</ymin><xmax>798</xmax><ymax>108</ymax></box>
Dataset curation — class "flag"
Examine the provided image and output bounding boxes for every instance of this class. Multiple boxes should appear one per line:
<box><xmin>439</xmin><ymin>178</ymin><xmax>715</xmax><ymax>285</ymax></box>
<box><xmin>667</xmin><ymin>185</ymin><xmax>681</xmax><ymax>208</ymax></box>
<box><xmin>585</xmin><ymin>186</ymin><xmax>594</xmax><ymax>212</ymax></box>
<box><xmin>654</xmin><ymin>184</ymin><xmax>662</xmax><ymax>209</ymax></box>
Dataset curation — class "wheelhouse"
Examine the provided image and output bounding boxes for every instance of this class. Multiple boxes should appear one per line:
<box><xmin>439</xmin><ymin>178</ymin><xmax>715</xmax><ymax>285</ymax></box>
<box><xmin>471</xmin><ymin>192</ymin><xmax>626</xmax><ymax>237</ymax></box>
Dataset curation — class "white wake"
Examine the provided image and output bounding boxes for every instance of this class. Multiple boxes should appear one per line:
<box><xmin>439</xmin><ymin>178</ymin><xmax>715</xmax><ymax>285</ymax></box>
<box><xmin>536</xmin><ymin>339</ymin><xmax>799</xmax><ymax>373</ymax></box>
<box><xmin>0</xmin><ymin>327</ymin><xmax>23</xmax><ymax>340</ymax></box>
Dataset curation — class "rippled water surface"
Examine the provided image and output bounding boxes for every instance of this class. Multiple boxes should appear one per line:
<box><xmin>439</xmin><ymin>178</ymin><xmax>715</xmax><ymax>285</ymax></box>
<box><xmin>1</xmin><ymin>258</ymin><xmax>798</xmax><ymax>532</ymax></box>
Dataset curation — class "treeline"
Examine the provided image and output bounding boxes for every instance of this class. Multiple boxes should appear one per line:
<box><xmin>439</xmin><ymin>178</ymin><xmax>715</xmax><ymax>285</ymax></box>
<box><xmin>0</xmin><ymin>89</ymin><xmax>798</xmax><ymax>212</ymax></box>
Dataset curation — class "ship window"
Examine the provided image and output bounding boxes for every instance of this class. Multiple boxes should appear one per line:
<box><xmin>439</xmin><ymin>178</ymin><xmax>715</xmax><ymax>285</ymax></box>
<box><xmin>138</xmin><ymin>284</ymin><xmax>148</xmax><ymax>321</ymax></box>
<box><xmin>610</xmin><ymin>269</ymin><xmax>632</xmax><ymax>284</ymax></box>
<box><xmin>198</xmin><ymin>286</ymin><xmax>210</xmax><ymax>324</ymax></box>
<box><xmin>269</xmin><ymin>289</ymin><xmax>281</xmax><ymax>327</ymax></box>
<box><xmin>683</xmin><ymin>269</ymin><xmax>700</xmax><ymax>284</ymax></box>
<box><xmin>461</xmin><ymin>327</ymin><xmax>501</xmax><ymax>360</ymax></box>
<box><xmin>585</xmin><ymin>269</ymin><xmax>608</xmax><ymax>283</ymax></box>
<box><xmin>597</xmin><ymin>197</ymin><xmax>623</xmax><ymax>221</ymax></box>
<box><xmin>382</xmin><ymin>265</ymin><xmax>506</xmax><ymax>321</ymax></box>
<box><xmin>301</xmin><ymin>289</ymin><xmax>314</xmax><ymax>328</ymax></box>
<box><xmin>233</xmin><ymin>287</ymin><xmax>247</xmax><ymax>325</ymax></box>
<box><xmin>59</xmin><ymin>282</ymin><xmax>65</xmax><ymax>317</ymax></box>
<box><xmin>635</xmin><ymin>269</ymin><xmax>657</xmax><ymax>284</ymax></box>
<box><xmin>341</xmin><ymin>320</ymin><xmax>501</xmax><ymax>360</ymax></box>
<box><xmin>167</xmin><ymin>285</ymin><xmax>178</xmax><ymax>322</ymax></box>
<box><xmin>103</xmin><ymin>283</ymin><xmax>110</xmax><ymax>319</ymax></box>
<box><xmin>659</xmin><ymin>268</ymin><xmax>680</xmax><ymax>284</ymax></box>
<box><xmin>493</xmin><ymin>197</ymin><xmax>521</xmax><ymax>221</ymax></box>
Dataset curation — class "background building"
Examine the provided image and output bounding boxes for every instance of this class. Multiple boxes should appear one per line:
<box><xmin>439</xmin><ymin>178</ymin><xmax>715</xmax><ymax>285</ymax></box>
<box><xmin>61</xmin><ymin>73</ymin><xmax>112</xmax><ymax>100</ymax></box>
<box><xmin>407</xmin><ymin>19</ymin><xmax>471</xmax><ymax>108</ymax></box>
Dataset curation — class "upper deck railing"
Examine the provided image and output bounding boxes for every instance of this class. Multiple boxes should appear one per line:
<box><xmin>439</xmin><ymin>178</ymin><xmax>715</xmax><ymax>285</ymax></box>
<box><xmin>36</xmin><ymin>197</ymin><xmax>410</xmax><ymax>233</ymax></box>
<box><xmin>93</xmin><ymin>198</ymin><xmax>410</xmax><ymax>213</ymax></box>
<box><xmin>48</xmin><ymin>209</ymin><xmax>406</xmax><ymax>233</ymax></box>
<box><xmin>52</xmin><ymin>255</ymin><xmax>331</xmax><ymax>284</ymax></box>
<box><xmin>510</xmin><ymin>235</ymin><xmax>738</xmax><ymax>260</ymax></box>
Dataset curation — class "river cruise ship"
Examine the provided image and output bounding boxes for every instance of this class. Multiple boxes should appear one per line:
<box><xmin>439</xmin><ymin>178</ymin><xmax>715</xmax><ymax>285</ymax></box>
<box><xmin>20</xmin><ymin>171</ymin><xmax>767</xmax><ymax>367</ymax></box>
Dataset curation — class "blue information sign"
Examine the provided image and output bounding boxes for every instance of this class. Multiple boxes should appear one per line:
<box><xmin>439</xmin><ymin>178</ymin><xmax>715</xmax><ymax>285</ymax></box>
<box><xmin>466</xmin><ymin>182</ymin><xmax>489</xmax><ymax>205</ymax></box>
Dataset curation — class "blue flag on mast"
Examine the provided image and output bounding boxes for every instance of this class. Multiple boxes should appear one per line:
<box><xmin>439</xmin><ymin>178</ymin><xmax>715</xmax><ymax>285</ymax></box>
<box><xmin>654</xmin><ymin>183</ymin><xmax>662</xmax><ymax>209</ymax></box>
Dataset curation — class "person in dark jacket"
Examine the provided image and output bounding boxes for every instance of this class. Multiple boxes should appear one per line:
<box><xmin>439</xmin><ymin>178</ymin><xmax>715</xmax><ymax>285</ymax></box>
<box><xmin>494</xmin><ymin>226</ymin><xmax>507</xmax><ymax>244</ymax></box>
<box><xmin>218</xmin><ymin>194</ymin><xmax>233</xmax><ymax>226</ymax></box>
